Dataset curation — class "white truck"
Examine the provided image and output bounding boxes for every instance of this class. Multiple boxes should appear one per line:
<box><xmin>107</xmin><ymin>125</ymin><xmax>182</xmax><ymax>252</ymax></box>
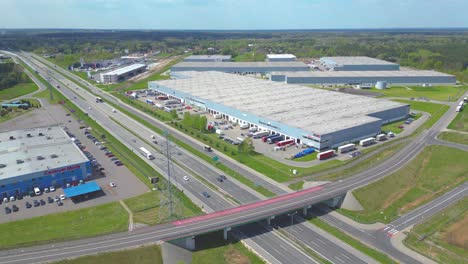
<box><xmin>252</xmin><ymin>130</ymin><xmax>270</xmax><ymax>139</ymax></box>
<box><xmin>239</xmin><ymin>124</ymin><xmax>249</xmax><ymax>130</ymax></box>
<box><xmin>337</xmin><ymin>143</ymin><xmax>355</xmax><ymax>154</ymax></box>
<box><xmin>213</xmin><ymin>114</ymin><xmax>222</xmax><ymax>119</ymax></box>
<box><xmin>359</xmin><ymin>137</ymin><xmax>376</xmax><ymax>147</ymax></box>
<box><xmin>376</xmin><ymin>134</ymin><xmax>387</xmax><ymax>141</ymax></box>
<box><xmin>139</xmin><ymin>147</ymin><xmax>155</xmax><ymax>160</ymax></box>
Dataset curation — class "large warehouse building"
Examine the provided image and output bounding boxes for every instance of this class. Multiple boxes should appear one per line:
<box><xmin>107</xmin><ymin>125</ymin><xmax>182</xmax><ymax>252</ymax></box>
<box><xmin>99</xmin><ymin>63</ymin><xmax>146</xmax><ymax>83</ymax></box>
<box><xmin>183</xmin><ymin>55</ymin><xmax>232</xmax><ymax>62</ymax></box>
<box><xmin>171</xmin><ymin>61</ymin><xmax>309</xmax><ymax>74</ymax></box>
<box><xmin>270</xmin><ymin>70</ymin><xmax>457</xmax><ymax>85</ymax></box>
<box><xmin>149</xmin><ymin>71</ymin><xmax>409</xmax><ymax>150</ymax></box>
<box><xmin>320</xmin><ymin>56</ymin><xmax>400</xmax><ymax>71</ymax></box>
<box><xmin>0</xmin><ymin>126</ymin><xmax>91</xmax><ymax>198</ymax></box>
<box><xmin>266</xmin><ymin>54</ymin><xmax>297</xmax><ymax>62</ymax></box>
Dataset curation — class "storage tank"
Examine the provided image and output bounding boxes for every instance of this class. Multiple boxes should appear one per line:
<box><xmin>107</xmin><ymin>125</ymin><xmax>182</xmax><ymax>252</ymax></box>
<box><xmin>375</xmin><ymin>81</ymin><xmax>387</xmax><ymax>89</ymax></box>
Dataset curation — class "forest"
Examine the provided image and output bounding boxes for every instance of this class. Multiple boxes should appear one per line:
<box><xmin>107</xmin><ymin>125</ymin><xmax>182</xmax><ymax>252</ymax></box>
<box><xmin>1</xmin><ymin>29</ymin><xmax>467</xmax><ymax>81</ymax></box>
<box><xmin>0</xmin><ymin>63</ymin><xmax>30</xmax><ymax>90</ymax></box>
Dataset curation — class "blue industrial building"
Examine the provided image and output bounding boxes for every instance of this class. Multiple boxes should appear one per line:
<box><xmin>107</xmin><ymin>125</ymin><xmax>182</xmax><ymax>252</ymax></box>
<box><xmin>0</xmin><ymin>126</ymin><xmax>91</xmax><ymax>198</ymax></box>
<box><xmin>149</xmin><ymin>71</ymin><xmax>409</xmax><ymax>150</ymax></box>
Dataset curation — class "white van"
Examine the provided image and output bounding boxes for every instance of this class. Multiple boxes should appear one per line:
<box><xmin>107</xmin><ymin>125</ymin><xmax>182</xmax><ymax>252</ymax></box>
<box><xmin>240</xmin><ymin>124</ymin><xmax>249</xmax><ymax>129</ymax></box>
<box><xmin>34</xmin><ymin>187</ymin><xmax>41</xmax><ymax>196</ymax></box>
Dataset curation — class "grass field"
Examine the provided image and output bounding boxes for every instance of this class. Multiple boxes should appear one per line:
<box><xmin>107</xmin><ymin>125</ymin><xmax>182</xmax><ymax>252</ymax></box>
<box><xmin>309</xmin><ymin>217</ymin><xmax>397</xmax><ymax>264</ymax></box>
<box><xmin>54</xmin><ymin>244</ymin><xmax>163</xmax><ymax>264</ymax></box>
<box><xmin>381</xmin><ymin>113</ymin><xmax>422</xmax><ymax>134</ymax></box>
<box><xmin>288</xmin><ymin>181</ymin><xmax>304</xmax><ymax>190</ymax></box>
<box><xmin>447</xmin><ymin>110</ymin><xmax>467</xmax><ymax>132</ymax></box>
<box><xmin>0</xmin><ymin>82</ymin><xmax>39</xmax><ymax>101</ymax></box>
<box><xmin>124</xmin><ymin>191</ymin><xmax>202</xmax><ymax>225</ymax></box>
<box><xmin>393</xmin><ymin>99</ymin><xmax>449</xmax><ymax>131</ymax></box>
<box><xmin>339</xmin><ymin>145</ymin><xmax>468</xmax><ymax>224</ymax></box>
<box><xmin>438</xmin><ymin>131</ymin><xmax>468</xmax><ymax>145</ymax></box>
<box><xmin>368</xmin><ymin>85</ymin><xmax>468</xmax><ymax>102</ymax></box>
<box><xmin>404</xmin><ymin>197</ymin><xmax>467</xmax><ymax>264</ymax></box>
<box><xmin>0</xmin><ymin>202</ymin><xmax>128</xmax><ymax>249</ymax></box>
<box><xmin>192</xmin><ymin>231</ymin><xmax>265</xmax><ymax>264</ymax></box>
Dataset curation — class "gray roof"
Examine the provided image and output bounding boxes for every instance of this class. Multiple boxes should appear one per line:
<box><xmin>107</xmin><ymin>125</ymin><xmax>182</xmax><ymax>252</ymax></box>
<box><xmin>267</xmin><ymin>54</ymin><xmax>296</xmax><ymax>59</ymax></box>
<box><xmin>151</xmin><ymin>71</ymin><xmax>407</xmax><ymax>135</ymax></box>
<box><xmin>0</xmin><ymin>126</ymin><xmax>89</xmax><ymax>180</ymax></box>
<box><xmin>271</xmin><ymin>70</ymin><xmax>454</xmax><ymax>77</ymax></box>
<box><xmin>184</xmin><ymin>55</ymin><xmax>232</xmax><ymax>61</ymax></box>
<box><xmin>173</xmin><ymin>61</ymin><xmax>308</xmax><ymax>68</ymax></box>
<box><xmin>103</xmin><ymin>63</ymin><xmax>146</xmax><ymax>76</ymax></box>
<box><xmin>320</xmin><ymin>56</ymin><xmax>398</xmax><ymax>66</ymax></box>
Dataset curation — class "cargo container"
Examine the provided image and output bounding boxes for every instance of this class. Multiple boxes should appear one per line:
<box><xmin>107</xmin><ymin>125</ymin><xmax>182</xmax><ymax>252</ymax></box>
<box><xmin>164</xmin><ymin>99</ymin><xmax>179</xmax><ymax>105</ymax></box>
<box><xmin>267</xmin><ymin>135</ymin><xmax>284</xmax><ymax>144</ymax></box>
<box><xmin>139</xmin><ymin>147</ymin><xmax>154</xmax><ymax>160</ymax></box>
<box><xmin>376</xmin><ymin>134</ymin><xmax>387</xmax><ymax>141</ymax></box>
<box><xmin>253</xmin><ymin>130</ymin><xmax>270</xmax><ymax>139</ymax></box>
<box><xmin>359</xmin><ymin>137</ymin><xmax>376</xmax><ymax>147</ymax></box>
<box><xmin>156</xmin><ymin>95</ymin><xmax>168</xmax><ymax>100</ymax></box>
<box><xmin>145</xmin><ymin>99</ymin><xmax>154</xmax><ymax>105</ymax></box>
<box><xmin>240</xmin><ymin>124</ymin><xmax>249</xmax><ymax>129</ymax></box>
<box><xmin>276</xmin><ymin>139</ymin><xmax>295</xmax><ymax>147</ymax></box>
<box><xmin>337</xmin><ymin>143</ymin><xmax>355</xmax><ymax>154</ymax></box>
<box><xmin>293</xmin><ymin>148</ymin><xmax>315</xmax><ymax>159</ymax></box>
<box><xmin>317</xmin><ymin>150</ymin><xmax>335</xmax><ymax>160</ymax></box>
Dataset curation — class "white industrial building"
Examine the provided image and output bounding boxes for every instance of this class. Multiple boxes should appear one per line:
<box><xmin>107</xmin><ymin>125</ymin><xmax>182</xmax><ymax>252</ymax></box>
<box><xmin>183</xmin><ymin>55</ymin><xmax>232</xmax><ymax>62</ymax></box>
<box><xmin>266</xmin><ymin>54</ymin><xmax>297</xmax><ymax>62</ymax></box>
<box><xmin>171</xmin><ymin>61</ymin><xmax>309</xmax><ymax>74</ymax></box>
<box><xmin>320</xmin><ymin>56</ymin><xmax>400</xmax><ymax>71</ymax></box>
<box><xmin>149</xmin><ymin>71</ymin><xmax>409</xmax><ymax>150</ymax></box>
<box><xmin>99</xmin><ymin>63</ymin><xmax>146</xmax><ymax>83</ymax></box>
<box><xmin>269</xmin><ymin>70</ymin><xmax>456</xmax><ymax>85</ymax></box>
<box><xmin>0</xmin><ymin>126</ymin><xmax>91</xmax><ymax>198</ymax></box>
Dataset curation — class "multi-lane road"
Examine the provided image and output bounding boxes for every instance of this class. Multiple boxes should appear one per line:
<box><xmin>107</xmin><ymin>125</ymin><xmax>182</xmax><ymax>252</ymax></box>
<box><xmin>1</xmin><ymin>51</ymin><xmax>466</xmax><ymax>264</ymax></box>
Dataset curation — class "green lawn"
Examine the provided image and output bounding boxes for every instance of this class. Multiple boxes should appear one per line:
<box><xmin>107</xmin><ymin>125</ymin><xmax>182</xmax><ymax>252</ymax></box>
<box><xmin>404</xmin><ymin>197</ymin><xmax>468</xmax><ymax>264</ymax></box>
<box><xmin>339</xmin><ymin>145</ymin><xmax>468</xmax><ymax>224</ymax></box>
<box><xmin>381</xmin><ymin>113</ymin><xmax>422</xmax><ymax>134</ymax></box>
<box><xmin>288</xmin><ymin>181</ymin><xmax>304</xmax><ymax>190</ymax></box>
<box><xmin>438</xmin><ymin>131</ymin><xmax>468</xmax><ymax>145</ymax></box>
<box><xmin>0</xmin><ymin>202</ymin><xmax>128</xmax><ymax>249</ymax></box>
<box><xmin>393</xmin><ymin>99</ymin><xmax>450</xmax><ymax>131</ymax></box>
<box><xmin>368</xmin><ymin>85</ymin><xmax>468</xmax><ymax>102</ymax></box>
<box><xmin>124</xmin><ymin>191</ymin><xmax>202</xmax><ymax>225</ymax></box>
<box><xmin>192</xmin><ymin>231</ymin><xmax>265</xmax><ymax>264</ymax></box>
<box><xmin>0</xmin><ymin>82</ymin><xmax>39</xmax><ymax>101</ymax></box>
<box><xmin>309</xmin><ymin>217</ymin><xmax>397</xmax><ymax>264</ymax></box>
<box><xmin>447</xmin><ymin>110</ymin><xmax>467</xmax><ymax>132</ymax></box>
<box><xmin>54</xmin><ymin>244</ymin><xmax>163</xmax><ymax>264</ymax></box>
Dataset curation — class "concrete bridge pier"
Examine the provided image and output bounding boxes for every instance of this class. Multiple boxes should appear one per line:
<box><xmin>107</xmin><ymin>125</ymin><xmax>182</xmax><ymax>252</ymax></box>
<box><xmin>266</xmin><ymin>215</ymin><xmax>275</xmax><ymax>225</ymax></box>
<box><xmin>302</xmin><ymin>205</ymin><xmax>312</xmax><ymax>216</ymax></box>
<box><xmin>170</xmin><ymin>236</ymin><xmax>196</xmax><ymax>251</ymax></box>
<box><xmin>325</xmin><ymin>194</ymin><xmax>345</xmax><ymax>208</ymax></box>
<box><xmin>223</xmin><ymin>227</ymin><xmax>231</xmax><ymax>240</ymax></box>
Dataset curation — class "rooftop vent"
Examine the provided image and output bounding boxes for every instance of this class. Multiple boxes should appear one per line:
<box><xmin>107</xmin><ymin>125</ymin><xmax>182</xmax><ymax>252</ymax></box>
<box><xmin>16</xmin><ymin>159</ymin><xmax>24</xmax><ymax>164</ymax></box>
<box><xmin>0</xmin><ymin>164</ymin><xmax>6</xmax><ymax>168</ymax></box>
<box><xmin>9</xmin><ymin>136</ymin><xmax>16</xmax><ymax>140</ymax></box>
<box><xmin>50</xmin><ymin>154</ymin><xmax>58</xmax><ymax>159</ymax></box>
<box><xmin>37</xmin><ymin>156</ymin><xmax>45</xmax><ymax>160</ymax></box>
<box><xmin>27</xmin><ymin>133</ymin><xmax>32</xmax><ymax>138</ymax></box>
<box><xmin>46</xmin><ymin>136</ymin><xmax>52</xmax><ymax>140</ymax></box>
<box><xmin>38</xmin><ymin>133</ymin><xmax>44</xmax><ymax>136</ymax></box>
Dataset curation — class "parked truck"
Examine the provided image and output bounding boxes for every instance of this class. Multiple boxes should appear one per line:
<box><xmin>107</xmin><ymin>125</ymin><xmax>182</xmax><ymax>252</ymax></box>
<box><xmin>359</xmin><ymin>137</ymin><xmax>376</xmax><ymax>147</ymax></box>
<box><xmin>376</xmin><ymin>134</ymin><xmax>387</xmax><ymax>141</ymax></box>
<box><xmin>337</xmin><ymin>143</ymin><xmax>355</xmax><ymax>154</ymax></box>
<box><xmin>239</xmin><ymin>124</ymin><xmax>249</xmax><ymax>129</ymax></box>
<box><xmin>267</xmin><ymin>135</ymin><xmax>284</xmax><ymax>144</ymax></box>
<box><xmin>139</xmin><ymin>147</ymin><xmax>155</xmax><ymax>160</ymax></box>
<box><xmin>456</xmin><ymin>105</ymin><xmax>463</xmax><ymax>112</ymax></box>
<box><xmin>262</xmin><ymin>134</ymin><xmax>278</xmax><ymax>142</ymax></box>
<box><xmin>293</xmin><ymin>148</ymin><xmax>315</xmax><ymax>159</ymax></box>
<box><xmin>213</xmin><ymin>114</ymin><xmax>222</xmax><ymax>119</ymax></box>
<box><xmin>145</xmin><ymin>99</ymin><xmax>154</xmax><ymax>105</ymax></box>
<box><xmin>253</xmin><ymin>130</ymin><xmax>270</xmax><ymax>139</ymax></box>
<box><xmin>156</xmin><ymin>95</ymin><xmax>168</xmax><ymax>100</ymax></box>
<box><xmin>276</xmin><ymin>139</ymin><xmax>295</xmax><ymax>147</ymax></box>
<box><xmin>317</xmin><ymin>150</ymin><xmax>335</xmax><ymax>160</ymax></box>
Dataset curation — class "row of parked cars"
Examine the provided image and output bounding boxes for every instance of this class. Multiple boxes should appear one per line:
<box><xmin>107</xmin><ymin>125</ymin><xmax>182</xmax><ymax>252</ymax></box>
<box><xmin>83</xmin><ymin>129</ymin><xmax>123</xmax><ymax>167</ymax></box>
<box><xmin>4</xmin><ymin>195</ymin><xmax>66</xmax><ymax>214</ymax></box>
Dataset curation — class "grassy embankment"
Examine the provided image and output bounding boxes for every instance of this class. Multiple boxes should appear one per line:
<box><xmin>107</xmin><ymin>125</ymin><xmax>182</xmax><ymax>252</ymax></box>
<box><xmin>339</xmin><ymin>145</ymin><xmax>468</xmax><ymax>224</ymax></box>
<box><xmin>0</xmin><ymin>82</ymin><xmax>39</xmax><ymax>101</ymax></box>
<box><xmin>438</xmin><ymin>131</ymin><xmax>468</xmax><ymax>145</ymax></box>
<box><xmin>404</xmin><ymin>197</ymin><xmax>468</xmax><ymax>264</ymax></box>
<box><xmin>448</xmin><ymin>109</ymin><xmax>467</xmax><ymax>132</ymax></box>
<box><xmin>367</xmin><ymin>85</ymin><xmax>468</xmax><ymax>102</ymax></box>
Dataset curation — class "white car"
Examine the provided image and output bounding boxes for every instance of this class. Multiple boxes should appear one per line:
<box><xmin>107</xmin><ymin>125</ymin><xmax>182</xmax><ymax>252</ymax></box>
<box><xmin>109</xmin><ymin>182</ymin><xmax>117</xmax><ymax>188</ymax></box>
<box><xmin>60</xmin><ymin>194</ymin><xmax>66</xmax><ymax>200</ymax></box>
<box><xmin>49</xmin><ymin>186</ymin><xmax>56</xmax><ymax>192</ymax></box>
<box><xmin>112</xmin><ymin>109</ymin><xmax>117</xmax><ymax>113</ymax></box>
<box><xmin>9</xmin><ymin>196</ymin><xmax>15</xmax><ymax>202</ymax></box>
<box><xmin>44</xmin><ymin>188</ymin><xmax>50</xmax><ymax>193</ymax></box>
<box><xmin>183</xmin><ymin>176</ymin><xmax>189</xmax><ymax>181</ymax></box>
<box><xmin>2</xmin><ymin>197</ymin><xmax>8</xmax><ymax>203</ymax></box>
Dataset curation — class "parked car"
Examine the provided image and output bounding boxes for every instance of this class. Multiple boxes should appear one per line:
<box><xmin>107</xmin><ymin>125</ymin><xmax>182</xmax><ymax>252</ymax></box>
<box><xmin>183</xmin><ymin>176</ymin><xmax>189</xmax><ymax>181</ymax></box>
<box><xmin>12</xmin><ymin>205</ymin><xmax>19</xmax><ymax>212</ymax></box>
<box><xmin>60</xmin><ymin>194</ymin><xmax>66</xmax><ymax>200</ymax></box>
<box><xmin>54</xmin><ymin>196</ymin><xmax>60</xmax><ymax>202</ymax></box>
<box><xmin>47</xmin><ymin>197</ymin><xmax>54</xmax><ymax>203</ymax></box>
<box><xmin>111</xmin><ymin>157</ymin><xmax>119</xmax><ymax>161</ymax></box>
<box><xmin>4</xmin><ymin>207</ymin><xmax>11</xmax><ymax>214</ymax></box>
<box><xmin>25</xmin><ymin>202</ymin><xmax>32</xmax><ymax>208</ymax></box>
<box><xmin>40</xmin><ymin>199</ymin><xmax>46</xmax><ymax>205</ymax></box>
<box><xmin>202</xmin><ymin>191</ymin><xmax>210</xmax><ymax>198</ymax></box>
<box><xmin>9</xmin><ymin>196</ymin><xmax>15</xmax><ymax>202</ymax></box>
<box><xmin>44</xmin><ymin>188</ymin><xmax>50</xmax><ymax>193</ymax></box>
<box><xmin>33</xmin><ymin>200</ymin><xmax>40</xmax><ymax>207</ymax></box>
<box><xmin>109</xmin><ymin>182</ymin><xmax>117</xmax><ymax>188</ymax></box>
<box><xmin>57</xmin><ymin>201</ymin><xmax>63</xmax><ymax>206</ymax></box>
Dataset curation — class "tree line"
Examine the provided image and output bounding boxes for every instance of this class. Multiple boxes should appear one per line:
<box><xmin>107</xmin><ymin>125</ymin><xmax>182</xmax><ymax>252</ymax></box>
<box><xmin>0</xmin><ymin>63</ymin><xmax>30</xmax><ymax>90</ymax></box>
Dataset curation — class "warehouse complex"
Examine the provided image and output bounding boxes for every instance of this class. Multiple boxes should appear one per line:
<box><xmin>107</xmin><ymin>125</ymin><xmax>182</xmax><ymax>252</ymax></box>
<box><xmin>171</xmin><ymin>61</ymin><xmax>309</xmax><ymax>74</ymax></box>
<box><xmin>99</xmin><ymin>63</ymin><xmax>146</xmax><ymax>83</ymax></box>
<box><xmin>183</xmin><ymin>55</ymin><xmax>232</xmax><ymax>62</ymax></box>
<box><xmin>266</xmin><ymin>54</ymin><xmax>297</xmax><ymax>62</ymax></box>
<box><xmin>149</xmin><ymin>71</ymin><xmax>409</xmax><ymax>150</ymax></box>
<box><xmin>270</xmin><ymin>70</ymin><xmax>456</xmax><ymax>85</ymax></box>
<box><xmin>0</xmin><ymin>126</ymin><xmax>91</xmax><ymax>198</ymax></box>
<box><xmin>320</xmin><ymin>56</ymin><xmax>400</xmax><ymax>71</ymax></box>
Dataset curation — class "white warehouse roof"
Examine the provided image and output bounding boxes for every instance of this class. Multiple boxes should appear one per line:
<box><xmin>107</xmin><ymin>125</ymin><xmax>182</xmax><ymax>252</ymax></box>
<box><xmin>173</xmin><ymin>61</ymin><xmax>307</xmax><ymax>68</ymax></box>
<box><xmin>150</xmin><ymin>71</ymin><xmax>408</xmax><ymax>135</ymax></box>
<box><xmin>0</xmin><ymin>126</ymin><xmax>89</xmax><ymax>180</ymax></box>
<box><xmin>271</xmin><ymin>70</ymin><xmax>454</xmax><ymax>78</ymax></box>
<box><xmin>320</xmin><ymin>56</ymin><xmax>398</xmax><ymax>66</ymax></box>
<box><xmin>184</xmin><ymin>55</ymin><xmax>232</xmax><ymax>61</ymax></box>
<box><xmin>267</xmin><ymin>54</ymin><xmax>297</xmax><ymax>59</ymax></box>
<box><xmin>103</xmin><ymin>63</ymin><xmax>146</xmax><ymax>76</ymax></box>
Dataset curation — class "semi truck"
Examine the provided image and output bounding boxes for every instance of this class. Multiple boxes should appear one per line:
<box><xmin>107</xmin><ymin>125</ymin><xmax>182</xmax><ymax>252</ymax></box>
<box><xmin>139</xmin><ymin>147</ymin><xmax>155</xmax><ymax>160</ymax></box>
<box><xmin>359</xmin><ymin>137</ymin><xmax>376</xmax><ymax>147</ymax></box>
<box><xmin>337</xmin><ymin>143</ymin><xmax>355</xmax><ymax>154</ymax></box>
<box><xmin>253</xmin><ymin>130</ymin><xmax>270</xmax><ymax>139</ymax></box>
<box><xmin>267</xmin><ymin>135</ymin><xmax>284</xmax><ymax>144</ymax></box>
<box><xmin>317</xmin><ymin>150</ymin><xmax>335</xmax><ymax>160</ymax></box>
<box><xmin>376</xmin><ymin>134</ymin><xmax>387</xmax><ymax>141</ymax></box>
<box><xmin>276</xmin><ymin>139</ymin><xmax>295</xmax><ymax>147</ymax></box>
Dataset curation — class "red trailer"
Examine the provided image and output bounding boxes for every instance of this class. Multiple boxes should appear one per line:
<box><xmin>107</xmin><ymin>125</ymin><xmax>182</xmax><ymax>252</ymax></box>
<box><xmin>276</xmin><ymin>139</ymin><xmax>295</xmax><ymax>147</ymax></box>
<box><xmin>317</xmin><ymin>150</ymin><xmax>336</xmax><ymax>160</ymax></box>
<box><xmin>156</xmin><ymin>95</ymin><xmax>168</xmax><ymax>100</ymax></box>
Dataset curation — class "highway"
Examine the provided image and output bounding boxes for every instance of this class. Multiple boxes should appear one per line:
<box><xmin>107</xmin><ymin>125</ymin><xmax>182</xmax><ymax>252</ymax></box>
<box><xmin>1</xmin><ymin>51</ymin><xmax>466</xmax><ymax>264</ymax></box>
<box><xmin>5</xmin><ymin>52</ymin><xmax>374</xmax><ymax>264</ymax></box>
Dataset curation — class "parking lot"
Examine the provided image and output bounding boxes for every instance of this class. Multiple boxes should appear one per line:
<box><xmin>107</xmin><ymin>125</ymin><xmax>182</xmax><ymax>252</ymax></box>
<box><xmin>0</xmin><ymin>102</ymin><xmax>148</xmax><ymax>223</ymax></box>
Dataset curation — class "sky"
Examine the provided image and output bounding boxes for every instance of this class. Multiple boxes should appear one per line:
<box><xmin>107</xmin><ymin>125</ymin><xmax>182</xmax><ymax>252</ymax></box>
<box><xmin>1</xmin><ymin>0</ymin><xmax>467</xmax><ymax>30</ymax></box>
